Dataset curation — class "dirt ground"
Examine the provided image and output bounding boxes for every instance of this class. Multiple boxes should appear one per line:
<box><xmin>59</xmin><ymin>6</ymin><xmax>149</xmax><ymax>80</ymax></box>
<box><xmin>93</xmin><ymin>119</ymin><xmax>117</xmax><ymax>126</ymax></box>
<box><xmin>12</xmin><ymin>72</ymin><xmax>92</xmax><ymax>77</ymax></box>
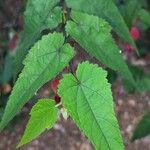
<box><xmin>0</xmin><ymin>82</ymin><xmax>150</xmax><ymax>150</ymax></box>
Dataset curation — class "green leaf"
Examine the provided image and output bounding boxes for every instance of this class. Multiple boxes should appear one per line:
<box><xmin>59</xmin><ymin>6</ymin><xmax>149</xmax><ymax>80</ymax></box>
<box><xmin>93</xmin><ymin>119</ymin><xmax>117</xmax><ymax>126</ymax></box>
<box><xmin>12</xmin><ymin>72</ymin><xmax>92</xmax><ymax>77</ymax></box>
<box><xmin>0</xmin><ymin>53</ymin><xmax>14</xmax><ymax>84</ymax></box>
<box><xmin>0</xmin><ymin>32</ymin><xmax>74</xmax><ymax>131</ymax></box>
<box><xmin>119</xmin><ymin>0</ymin><xmax>141</xmax><ymax>27</ymax></box>
<box><xmin>123</xmin><ymin>65</ymin><xmax>150</xmax><ymax>93</ymax></box>
<box><xmin>132</xmin><ymin>111</ymin><xmax>150</xmax><ymax>141</ymax></box>
<box><xmin>66</xmin><ymin>11</ymin><xmax>135</xmax><ymax>86</ymax></box>
<box><xmin>139</xmin><ymin>9</ymin><xmax>150</xmax><ymax>29</ymax></box>
<box><xmin>14</xmin><ymin>0</ymin><xmax>62</xmax><ymax>78</ymax></box>
<box><xmin>106</xmin><ymin>68</ymin><xmax>118</xmax><ymax>84</ymax></box>
<box><xmin>17</xmin><ymin>99</ymin><xmax>58</xmax><ymax>147</ymax></box>
<box><xmin>58</xmin><ymin>61</ymin><xmax>124</xmax><ymax>150</ymax></box>
<box><xmin>66</xmin><ymin>0</ymin><xmax>136</xmax><ymax>49</ymax></box>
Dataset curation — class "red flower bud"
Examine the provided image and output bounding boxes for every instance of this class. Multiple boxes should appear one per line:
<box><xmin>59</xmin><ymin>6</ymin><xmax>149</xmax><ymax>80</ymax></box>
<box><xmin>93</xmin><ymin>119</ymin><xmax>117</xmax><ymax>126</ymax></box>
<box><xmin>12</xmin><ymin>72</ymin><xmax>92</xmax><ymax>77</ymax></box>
<box><xmin>124</xmin><ymin>44</ymin><xmax>134</xmax><ymax>53</ymax></box>
<box><xmin>51</xmin><ymin>78</ymin><xmax>60</xmax><ymax>94</ymax></box>
<box><xmin>54</xmin><ymin>94</ymin><xmax>61</xmax><ymax>104</ymax></box>
<box><xmin>130</xmin><ymin>27</ymin><xmax>140</xmax><ymax>41</ymax></box>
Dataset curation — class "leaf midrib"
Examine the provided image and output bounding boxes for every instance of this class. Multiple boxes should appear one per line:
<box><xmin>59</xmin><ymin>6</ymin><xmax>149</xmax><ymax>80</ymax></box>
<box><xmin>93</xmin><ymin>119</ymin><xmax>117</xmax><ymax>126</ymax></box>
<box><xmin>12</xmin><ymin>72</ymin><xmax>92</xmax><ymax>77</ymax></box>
<box><xmin>70</xmin><ymin>22</ymin><xmax>134</xmax><ymax>84</ymax></box>
<box><xmin>76</xmin><ymin>66</ymin><xmax>111</xmax><ymax>149</ymax></box>
<box><xmin>79</xmin><ymin>85</ymin><xmax>111</xmax><ymax>150</ymax></box>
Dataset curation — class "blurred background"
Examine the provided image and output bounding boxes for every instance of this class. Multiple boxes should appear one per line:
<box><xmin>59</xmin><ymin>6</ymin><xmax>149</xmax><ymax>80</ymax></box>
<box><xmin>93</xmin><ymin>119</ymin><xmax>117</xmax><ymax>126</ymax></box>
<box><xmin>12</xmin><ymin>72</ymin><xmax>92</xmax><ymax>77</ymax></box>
<box><xmin>0</xmin><ymin>0</ymin><xmax>150</xmax><ymax>149</ymax></box>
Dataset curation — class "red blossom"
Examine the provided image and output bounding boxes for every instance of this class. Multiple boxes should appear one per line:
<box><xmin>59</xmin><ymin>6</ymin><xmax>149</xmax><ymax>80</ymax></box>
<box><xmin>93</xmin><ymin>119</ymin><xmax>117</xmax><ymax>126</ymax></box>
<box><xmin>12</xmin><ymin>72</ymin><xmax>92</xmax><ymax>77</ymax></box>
<box><xmin>54</xmin><ymin>94</ymin><xmax>61</xmax><ymax>104</ymax></box>
<box><xmin>130</xmin><ymin>26</ymin><xmax>140</xmax><ymax>41</ymax></box>
<box><xmin>51</xmin><ymin>78</ymin><xmax>60</xmax><ymax>94</ymax></box>
<box><xmin>124</xmin><ymin>44</ymin><xmax>134</xmax><ymax>53</ymax></box>
<box><xmin>51</xmin><ymin>78</ymin><xmax>61</xmax><ymax>104</ymax></box>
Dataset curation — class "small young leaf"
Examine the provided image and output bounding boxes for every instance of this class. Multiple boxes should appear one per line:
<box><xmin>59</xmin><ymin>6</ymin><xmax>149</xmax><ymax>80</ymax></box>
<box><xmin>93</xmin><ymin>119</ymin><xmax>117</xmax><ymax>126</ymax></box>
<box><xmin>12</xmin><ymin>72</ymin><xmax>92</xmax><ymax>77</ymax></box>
<box><xmin>0</xmin><ymin>32</ymin><xmax>74</xmax><ymax>131</ymax></box>
<box><xmin>14</xmin><ymin>0</ymin><xmax>62</xmax><ymax>78</ymax></box>
<box><xmin>58</xmin><ymin>61</ymin><xmax>124</xmax><ymax>150</ymax></box>
<box><xmin>66</xmin><ymin>0</ymin><xmax>136</xmax><ymax>49</ymax></box>
<box><xmin>132</xmin><ymin>111</ymin><xmax>150</xmax><ymax>141</ymax></box>
<box><xmin>66</xmin><ymin>11</ymin><xmax>135</xmax><ymax>86</ymax></box>
<box><xmin>17</xmin><ymin>99</ymin><xmax>58</xmax><ymax>147</ymax></box>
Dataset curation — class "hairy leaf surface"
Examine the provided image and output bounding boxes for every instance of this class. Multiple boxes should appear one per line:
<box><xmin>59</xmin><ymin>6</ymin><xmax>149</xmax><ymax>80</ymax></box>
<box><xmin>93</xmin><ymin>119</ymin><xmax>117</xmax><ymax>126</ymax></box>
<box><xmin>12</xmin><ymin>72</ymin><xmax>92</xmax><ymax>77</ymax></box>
<box><xmin>17</xmin><ymin>99</ymin><xmax>58</xmax><ymax>147</ymax></box>
<box><xmin>58</xmin><ymin>61</ymin><xmax>124</xmax><ymax>150</ymax></box>
<box><xmin>66</xmin><ymin>11</ymin><xmax>135</xmax><ymax>86</ymax></box>
<box><xmin>66</xmin><ymin>0</ymin><xmax>136</xmax><ymax>48</ymax></box>
<box><xmin>0</xmin><ymin>32</ymin><xmax>74</xmax><ymax>130</ymax></box>
<box><xmin>14</xmin><ymin>0</ymin><xmax>62</xmax><ymax>78</ymax></box>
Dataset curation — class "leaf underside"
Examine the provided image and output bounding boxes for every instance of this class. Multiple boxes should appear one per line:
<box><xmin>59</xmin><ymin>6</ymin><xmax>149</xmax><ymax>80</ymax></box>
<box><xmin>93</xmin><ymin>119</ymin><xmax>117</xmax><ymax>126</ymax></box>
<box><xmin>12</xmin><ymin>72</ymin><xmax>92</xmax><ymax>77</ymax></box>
<box><xmin>17</xmin><ymin>99</ymin><xmax>58</xmax><ymax>147</ymax></box>
<box><xmin>0</xmin><ymin>32</ymin><xmax>74</xmax><ymax>131</ymax></box>
<box><xmin>58</xmin><ymin>61</ymin><xmax>124</xmax><ymax>150</ymax></box>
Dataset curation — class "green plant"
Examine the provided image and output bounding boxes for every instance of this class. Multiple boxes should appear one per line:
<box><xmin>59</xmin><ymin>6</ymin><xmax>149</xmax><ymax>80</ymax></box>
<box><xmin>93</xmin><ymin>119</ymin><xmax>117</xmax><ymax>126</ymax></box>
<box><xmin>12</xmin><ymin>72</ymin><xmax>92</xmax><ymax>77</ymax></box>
<box><xmin>0</xmin><ymin>0</ymin><xmax>150</xmax><ymax>149</ymax></box>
